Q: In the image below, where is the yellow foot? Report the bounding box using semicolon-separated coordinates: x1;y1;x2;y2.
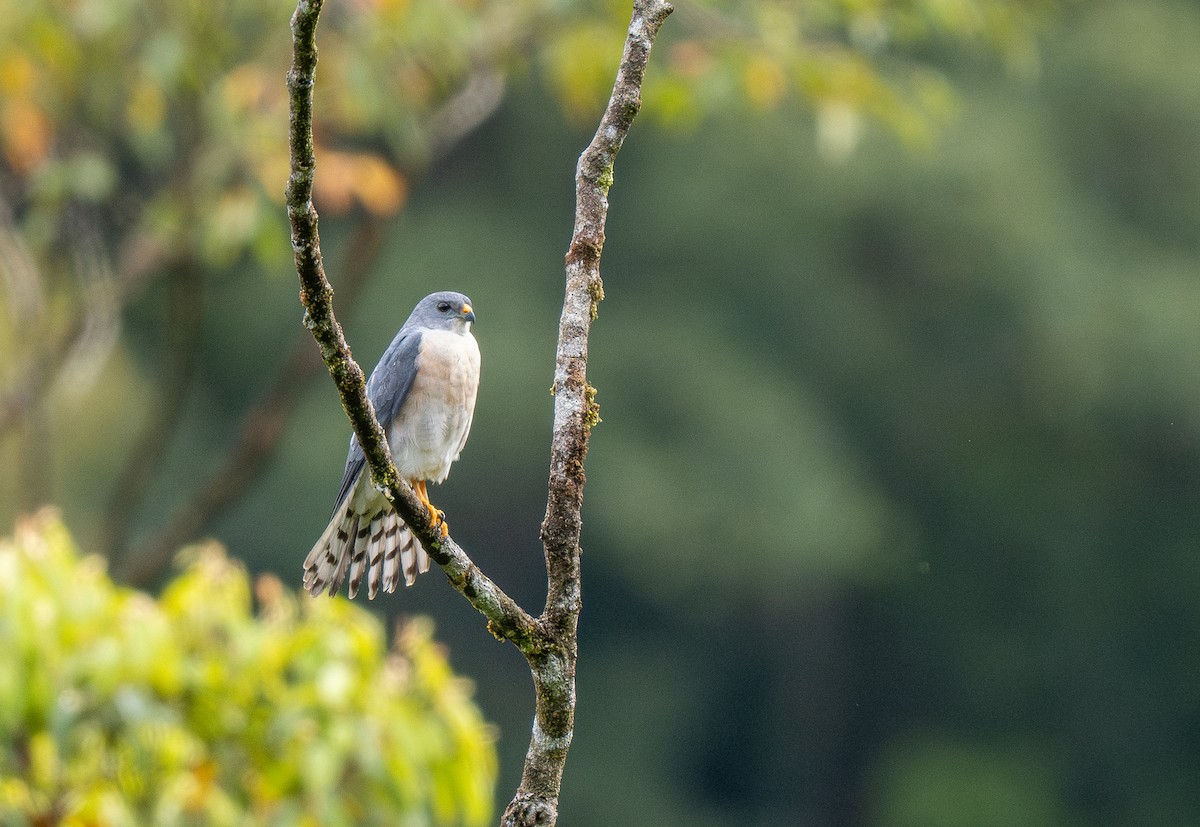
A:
413;480;450;537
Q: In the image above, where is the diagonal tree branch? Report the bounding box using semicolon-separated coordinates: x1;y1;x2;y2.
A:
286;0;670;824
116;215;385;588
286;0;539;651
117;52;509;586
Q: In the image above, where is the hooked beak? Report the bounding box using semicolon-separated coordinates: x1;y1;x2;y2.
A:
462;303;476;323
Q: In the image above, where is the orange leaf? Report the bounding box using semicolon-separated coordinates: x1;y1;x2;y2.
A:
2;99;53;172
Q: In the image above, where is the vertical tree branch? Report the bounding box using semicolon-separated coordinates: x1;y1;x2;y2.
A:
503;3;671;825
286;1;670;825
543;0;672;630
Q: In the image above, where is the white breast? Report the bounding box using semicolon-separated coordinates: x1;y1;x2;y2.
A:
388;328;480;484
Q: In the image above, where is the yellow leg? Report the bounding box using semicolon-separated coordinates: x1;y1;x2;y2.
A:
412;480;448;537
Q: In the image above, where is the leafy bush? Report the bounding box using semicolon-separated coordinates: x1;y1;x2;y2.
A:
0;510;496;826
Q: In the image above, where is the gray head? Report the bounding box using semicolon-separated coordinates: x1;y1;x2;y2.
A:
406;291;476;333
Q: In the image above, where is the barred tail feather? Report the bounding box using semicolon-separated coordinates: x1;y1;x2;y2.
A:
411;536;429;585
306;503;431;599
378;523;399;598
350;515;383;599
303;508;358;597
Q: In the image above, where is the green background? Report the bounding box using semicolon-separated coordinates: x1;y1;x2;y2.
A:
6;0;1200;824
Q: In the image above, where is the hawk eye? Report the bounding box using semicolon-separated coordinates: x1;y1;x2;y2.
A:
436;301;452;313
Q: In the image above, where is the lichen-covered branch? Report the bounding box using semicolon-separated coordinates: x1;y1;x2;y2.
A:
118;216;385;589
542;0;673;630
285;0;536;649
286;0;670;824
505;2;672;825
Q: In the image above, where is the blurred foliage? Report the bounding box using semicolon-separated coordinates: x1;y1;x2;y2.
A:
187;1;1199;823
10;0;1200;826
632;0;1054;154
0;510;496;826
863;736;1068;827
0;0;1057;271
0;0;1060;559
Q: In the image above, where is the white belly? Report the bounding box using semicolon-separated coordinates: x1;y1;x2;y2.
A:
388;328;480;483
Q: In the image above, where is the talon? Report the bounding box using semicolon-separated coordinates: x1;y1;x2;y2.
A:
412;479;449;537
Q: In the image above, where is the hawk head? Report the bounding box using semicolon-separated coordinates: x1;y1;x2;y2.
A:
410;291;476;333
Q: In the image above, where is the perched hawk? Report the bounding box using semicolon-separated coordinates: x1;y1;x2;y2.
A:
303;291;480;599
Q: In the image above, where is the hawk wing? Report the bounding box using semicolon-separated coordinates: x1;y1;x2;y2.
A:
330;327;423;515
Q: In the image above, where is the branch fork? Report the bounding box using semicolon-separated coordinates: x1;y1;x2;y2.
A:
285;0;671;822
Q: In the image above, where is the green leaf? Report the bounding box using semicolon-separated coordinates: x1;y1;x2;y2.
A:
0;511;497;826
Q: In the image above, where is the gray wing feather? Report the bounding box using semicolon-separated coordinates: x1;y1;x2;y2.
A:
330;328;424;514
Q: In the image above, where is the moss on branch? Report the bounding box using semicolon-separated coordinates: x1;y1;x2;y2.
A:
286;1;671;824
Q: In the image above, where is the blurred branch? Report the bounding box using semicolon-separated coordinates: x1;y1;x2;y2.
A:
0;200;66;439
429;68;507;163
0;319;82;439
0;195;44;323
116;216;385;587
114;18;513;586
100;260;204;562
0;192;159;435
287;0;669;824
59;212;122;397
0;206;128;461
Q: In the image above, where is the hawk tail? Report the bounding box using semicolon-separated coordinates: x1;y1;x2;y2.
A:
303;506;431;599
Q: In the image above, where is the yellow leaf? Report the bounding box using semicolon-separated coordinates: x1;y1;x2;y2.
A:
0;52;36;96
351;153;407;215
312;148;356;214
744;54;788;110
126;78;166;135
